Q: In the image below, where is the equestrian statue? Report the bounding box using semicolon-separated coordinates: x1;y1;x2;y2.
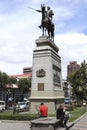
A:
36;4;54;41
28;4;55;41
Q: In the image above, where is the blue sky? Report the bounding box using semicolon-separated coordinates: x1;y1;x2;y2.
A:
0;0;87;79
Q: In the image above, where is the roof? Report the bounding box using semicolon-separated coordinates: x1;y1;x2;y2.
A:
10;73;32;78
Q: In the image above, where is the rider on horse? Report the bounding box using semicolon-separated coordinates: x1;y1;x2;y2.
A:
46;6;54;24
36;5;54;40
36;4;46;29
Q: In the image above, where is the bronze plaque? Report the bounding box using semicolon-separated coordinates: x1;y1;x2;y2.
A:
38;83;44;91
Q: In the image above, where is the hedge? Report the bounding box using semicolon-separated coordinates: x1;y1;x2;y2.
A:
0;113;38;120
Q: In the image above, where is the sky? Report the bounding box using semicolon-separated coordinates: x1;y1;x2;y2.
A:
0;0;87;79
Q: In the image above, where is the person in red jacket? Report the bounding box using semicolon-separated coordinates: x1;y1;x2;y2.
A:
39;102;48;117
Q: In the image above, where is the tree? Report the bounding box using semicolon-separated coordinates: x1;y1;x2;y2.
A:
67;60;87;101
17;78;31;94
0;71;9;89
7;76;17;84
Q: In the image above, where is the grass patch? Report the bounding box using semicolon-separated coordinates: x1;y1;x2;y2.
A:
69;107;87;122
0;107;87;122
0;112;38;121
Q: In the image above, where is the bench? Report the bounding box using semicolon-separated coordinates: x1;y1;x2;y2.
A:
30;117;61;130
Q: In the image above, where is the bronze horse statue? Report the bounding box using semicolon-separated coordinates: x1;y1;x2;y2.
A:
38;5;54;41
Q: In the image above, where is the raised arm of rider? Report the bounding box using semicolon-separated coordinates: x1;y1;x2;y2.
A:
36;10;42;12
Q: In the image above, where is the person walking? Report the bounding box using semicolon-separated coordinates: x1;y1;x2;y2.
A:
56;103;69;128
39;102;48;117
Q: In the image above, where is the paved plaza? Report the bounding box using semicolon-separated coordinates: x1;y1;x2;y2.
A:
0;120;30;130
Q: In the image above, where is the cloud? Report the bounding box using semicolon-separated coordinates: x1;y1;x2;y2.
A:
55;33;87;44
55;33;87;78
0;0;87;80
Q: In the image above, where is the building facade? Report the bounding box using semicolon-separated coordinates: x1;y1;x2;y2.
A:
67;61;80;77
23;67;32;74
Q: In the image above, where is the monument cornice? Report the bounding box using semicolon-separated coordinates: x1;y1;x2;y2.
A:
34;48;61;59
29;96;64;100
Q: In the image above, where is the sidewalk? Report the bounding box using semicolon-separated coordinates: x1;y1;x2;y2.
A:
69;113;87;130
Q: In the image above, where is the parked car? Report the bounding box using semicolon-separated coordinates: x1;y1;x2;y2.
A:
0;100;6;112
16;101;29;112
64;98;70;104
83;100;86;106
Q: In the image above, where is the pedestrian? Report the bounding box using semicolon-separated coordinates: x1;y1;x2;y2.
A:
39;102;48;117
56;103;69;128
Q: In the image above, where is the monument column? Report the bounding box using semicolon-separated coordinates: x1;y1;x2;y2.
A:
29;36;64;115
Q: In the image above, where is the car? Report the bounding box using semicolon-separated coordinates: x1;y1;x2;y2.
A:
0;100;6;112
64;98;70;104
83;100;86;106
16;101;29;112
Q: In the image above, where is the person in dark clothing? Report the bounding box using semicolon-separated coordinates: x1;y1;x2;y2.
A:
56;104;69;128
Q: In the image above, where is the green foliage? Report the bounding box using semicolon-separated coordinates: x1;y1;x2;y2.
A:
67;60;87;100
0;71;9;88
0;71;18;89
7;77;17;84
0;112;38;120
66;105;74;111
17;78;31;93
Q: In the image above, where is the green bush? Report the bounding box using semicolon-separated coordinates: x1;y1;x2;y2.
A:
0;113;38;120
66;105;74;111
76;102;82;107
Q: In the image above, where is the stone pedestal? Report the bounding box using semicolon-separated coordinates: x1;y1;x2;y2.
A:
29;36;64;115
31;117;60;130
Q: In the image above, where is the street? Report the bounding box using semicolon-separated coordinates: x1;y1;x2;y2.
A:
0;120;31;130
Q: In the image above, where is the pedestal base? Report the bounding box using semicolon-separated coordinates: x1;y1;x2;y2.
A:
31;117;61;130
29;97;64;115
